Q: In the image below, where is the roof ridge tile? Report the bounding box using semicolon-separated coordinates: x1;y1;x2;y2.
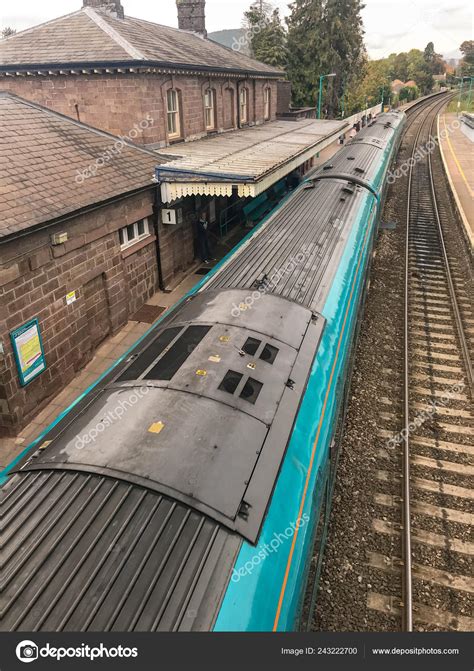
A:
84;7;146;61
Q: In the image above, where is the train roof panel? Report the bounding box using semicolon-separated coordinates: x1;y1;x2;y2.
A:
1;470;241;631
17;292;325;543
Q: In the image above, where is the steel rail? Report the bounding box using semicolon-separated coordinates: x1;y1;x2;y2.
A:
401;93;454;632
427;114;474;393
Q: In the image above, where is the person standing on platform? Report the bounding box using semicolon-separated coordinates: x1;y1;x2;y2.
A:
197;210;212;264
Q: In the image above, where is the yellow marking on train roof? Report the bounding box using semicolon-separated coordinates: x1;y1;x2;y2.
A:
148;422;165;434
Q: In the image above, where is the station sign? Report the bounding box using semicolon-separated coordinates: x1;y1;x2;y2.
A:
10;318;47;386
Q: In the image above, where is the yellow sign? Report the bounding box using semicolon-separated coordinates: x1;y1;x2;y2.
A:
148;422;165;434
66;291;77;305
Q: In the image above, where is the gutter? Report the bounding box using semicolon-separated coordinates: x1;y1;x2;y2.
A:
0;184;153;246
0;59;283;79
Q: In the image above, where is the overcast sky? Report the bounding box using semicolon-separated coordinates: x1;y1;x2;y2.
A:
1;0;471;59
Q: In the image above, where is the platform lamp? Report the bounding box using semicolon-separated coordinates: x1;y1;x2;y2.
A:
467;76;473;111
317;73;336;119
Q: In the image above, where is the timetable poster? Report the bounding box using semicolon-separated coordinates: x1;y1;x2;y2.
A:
10;318;47;386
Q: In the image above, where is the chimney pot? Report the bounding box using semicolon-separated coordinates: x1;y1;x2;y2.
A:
176;0;207;37
83;0;125;19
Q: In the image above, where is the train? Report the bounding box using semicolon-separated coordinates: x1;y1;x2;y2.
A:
0;110;406;632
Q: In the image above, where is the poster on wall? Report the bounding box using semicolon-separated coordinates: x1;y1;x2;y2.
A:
10;318;47;387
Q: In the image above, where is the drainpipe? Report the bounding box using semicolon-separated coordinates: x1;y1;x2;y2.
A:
236;79;246;128
152;185;166;292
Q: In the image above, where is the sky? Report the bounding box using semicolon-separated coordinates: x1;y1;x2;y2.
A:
1;0;471;60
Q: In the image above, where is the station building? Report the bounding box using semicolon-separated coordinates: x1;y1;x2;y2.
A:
0;0;375;436
0;92;163;436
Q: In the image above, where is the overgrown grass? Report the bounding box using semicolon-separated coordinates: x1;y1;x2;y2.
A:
446;92;474;113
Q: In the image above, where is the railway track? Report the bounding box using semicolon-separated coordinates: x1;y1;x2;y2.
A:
401;96;474;630
313;93;473;633
369;95;474;632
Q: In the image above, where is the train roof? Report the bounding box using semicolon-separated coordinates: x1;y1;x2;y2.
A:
207;112;405;314
0;111;404;632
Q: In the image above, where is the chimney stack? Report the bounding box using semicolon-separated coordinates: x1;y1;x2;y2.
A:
176;0;207;37
82;0;125;19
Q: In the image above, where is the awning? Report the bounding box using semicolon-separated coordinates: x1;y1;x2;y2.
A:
156;117;349;203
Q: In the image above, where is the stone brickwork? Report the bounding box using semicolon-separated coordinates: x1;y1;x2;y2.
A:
0;189;170;436
176;0;207;36
0;74;278;146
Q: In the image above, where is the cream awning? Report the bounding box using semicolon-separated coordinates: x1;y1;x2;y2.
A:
156;116;358;204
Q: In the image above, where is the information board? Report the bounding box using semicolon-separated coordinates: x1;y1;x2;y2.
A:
10;318;47;386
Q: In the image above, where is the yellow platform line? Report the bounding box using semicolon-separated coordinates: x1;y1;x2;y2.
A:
442;114;474;198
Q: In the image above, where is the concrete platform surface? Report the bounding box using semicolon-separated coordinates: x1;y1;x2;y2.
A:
438;112;474;251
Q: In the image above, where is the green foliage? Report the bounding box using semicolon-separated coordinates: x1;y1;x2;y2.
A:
243;2;288;69
341;42;444;117
1;27;16;38
423;41;444;75
286;0;325;107
459;40;474;76
398;85;419;102
286;0;366;113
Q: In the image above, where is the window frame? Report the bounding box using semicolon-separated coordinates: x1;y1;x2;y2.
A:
204;88;216;131
119;217;151;250
166;89;181;139
239;87;248;125
264;87;271;121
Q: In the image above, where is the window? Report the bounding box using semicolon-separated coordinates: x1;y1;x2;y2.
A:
166;89;181;139
119;217;150;250
264;87;271;120
204;88;216;130
239;87;248;124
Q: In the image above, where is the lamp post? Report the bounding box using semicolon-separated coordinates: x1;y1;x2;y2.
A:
317;73;336;119
467;76;473;111
458;76;464;114
341;79;346;119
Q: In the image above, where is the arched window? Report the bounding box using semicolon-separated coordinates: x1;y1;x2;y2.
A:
166;89;181;139
264;87;271;121
239;87;248;125
204;88;216;130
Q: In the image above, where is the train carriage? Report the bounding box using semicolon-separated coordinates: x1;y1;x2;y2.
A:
0;111;406;632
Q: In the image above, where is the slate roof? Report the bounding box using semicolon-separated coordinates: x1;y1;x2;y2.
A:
0;92;161;239
0;8;282;77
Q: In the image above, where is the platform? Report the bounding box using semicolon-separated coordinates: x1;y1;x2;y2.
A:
438;111;474;252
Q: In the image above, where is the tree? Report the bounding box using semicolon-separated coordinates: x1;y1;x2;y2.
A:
405;48;434;94
423;41;445;75
244;2;287;68
286;0;325;107
319;0;367;116
343;59;390;115
459;40;474;76
1;27;16;38
286;0;365;113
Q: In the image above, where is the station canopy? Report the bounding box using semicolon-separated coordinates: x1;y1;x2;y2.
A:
156;118;347;203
